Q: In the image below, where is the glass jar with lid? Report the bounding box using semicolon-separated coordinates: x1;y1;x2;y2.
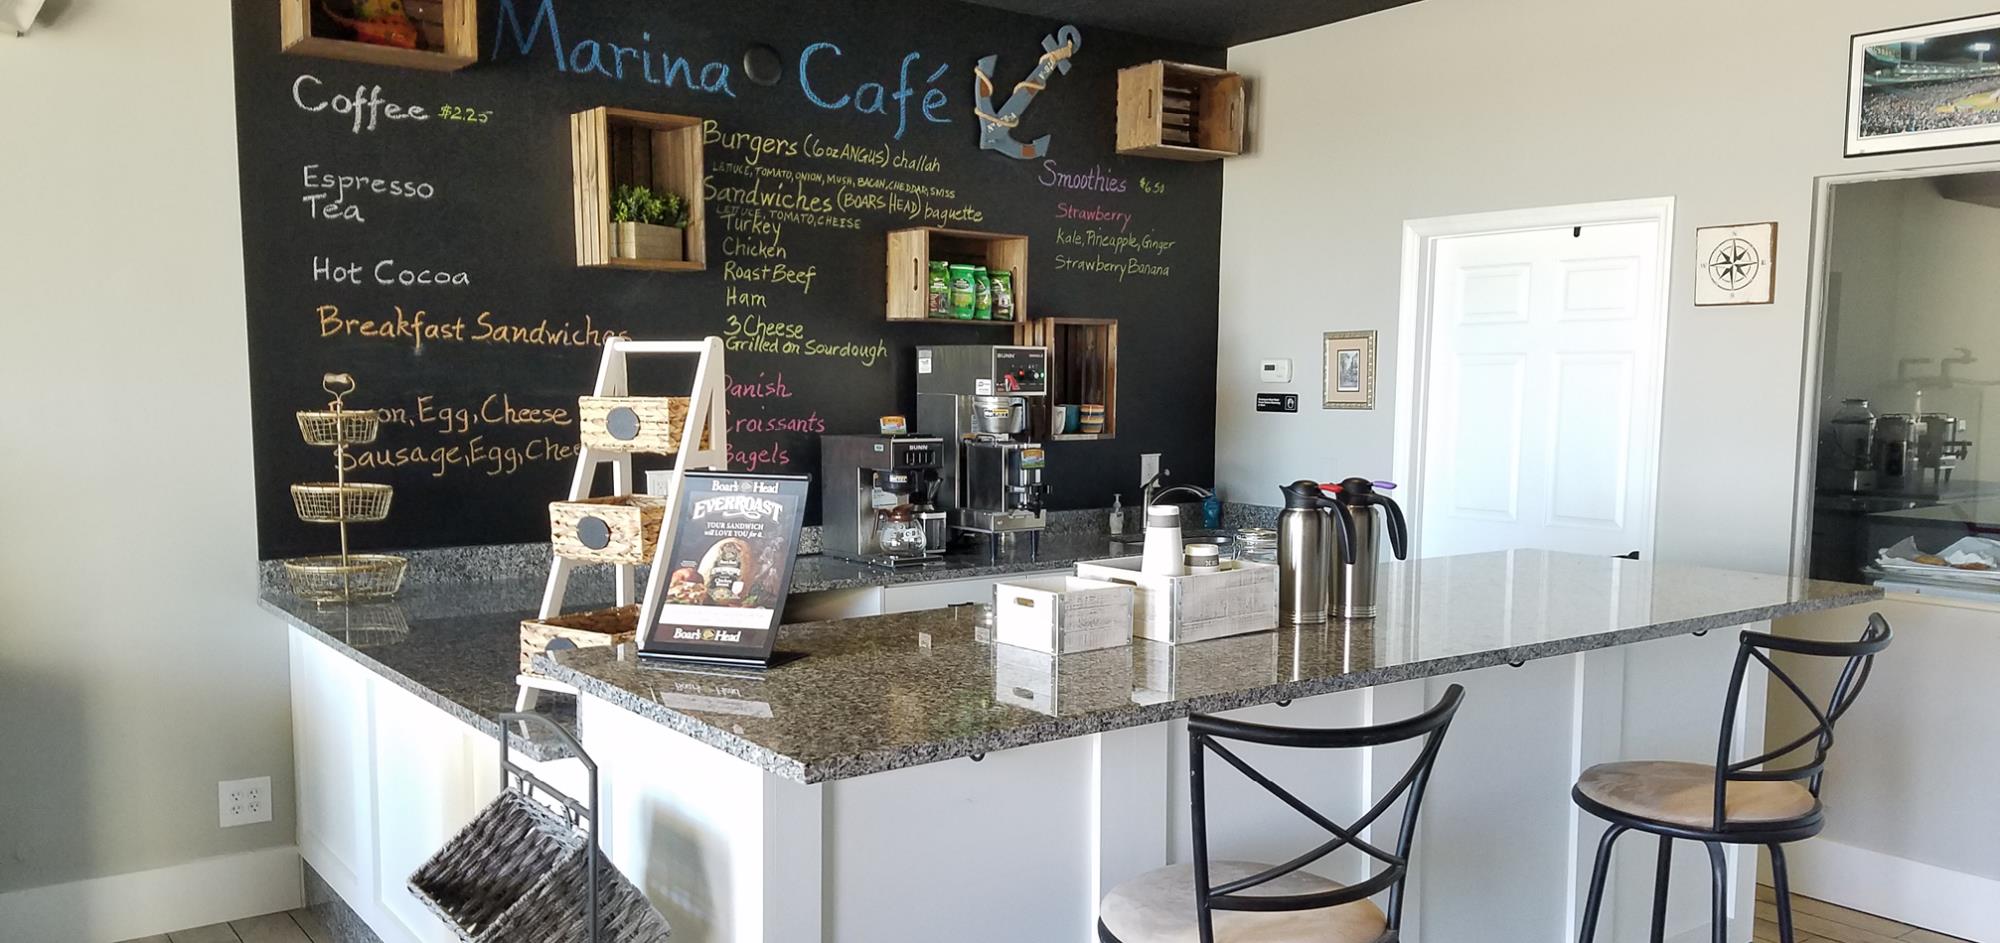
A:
1235;527;1279;564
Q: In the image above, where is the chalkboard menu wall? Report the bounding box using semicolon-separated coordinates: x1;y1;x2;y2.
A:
235;0;1224;558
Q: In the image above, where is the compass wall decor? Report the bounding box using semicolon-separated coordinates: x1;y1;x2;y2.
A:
1694;221;1776;306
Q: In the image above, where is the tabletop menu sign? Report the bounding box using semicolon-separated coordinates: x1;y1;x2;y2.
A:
642;472;810;667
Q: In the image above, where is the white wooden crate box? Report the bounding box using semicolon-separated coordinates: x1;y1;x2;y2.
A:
992;575;1134;654
1073;557;1278;644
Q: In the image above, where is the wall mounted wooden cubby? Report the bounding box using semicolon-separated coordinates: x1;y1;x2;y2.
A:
886;227;1028;323
281;0;478;72
1116;61;1244;161
571;107;707;272
1015;317;1117;441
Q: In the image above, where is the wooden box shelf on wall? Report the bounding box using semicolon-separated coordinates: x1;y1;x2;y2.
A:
886;227;1028;323
1116;61;1244;161
280;0;478;72
571;107;707;272
1016;317;1118;441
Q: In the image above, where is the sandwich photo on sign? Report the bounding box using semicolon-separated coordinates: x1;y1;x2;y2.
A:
642;472;809;666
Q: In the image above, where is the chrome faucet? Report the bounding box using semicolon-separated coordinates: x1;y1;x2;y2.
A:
1144;467;1213;510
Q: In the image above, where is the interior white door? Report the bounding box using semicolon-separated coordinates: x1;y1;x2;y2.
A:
1418;222;1663;558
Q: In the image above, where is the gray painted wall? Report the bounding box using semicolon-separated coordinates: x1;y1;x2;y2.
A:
1218;0;2000;575
0;0;295;893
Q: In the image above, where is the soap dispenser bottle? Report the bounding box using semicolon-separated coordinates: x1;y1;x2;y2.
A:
1109;493;1125;536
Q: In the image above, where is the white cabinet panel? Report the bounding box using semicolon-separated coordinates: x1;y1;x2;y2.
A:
371;682;488;943
291;631;375;898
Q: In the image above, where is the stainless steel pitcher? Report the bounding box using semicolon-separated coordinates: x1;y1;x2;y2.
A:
1277;480;1354;625
1330;478;1408;620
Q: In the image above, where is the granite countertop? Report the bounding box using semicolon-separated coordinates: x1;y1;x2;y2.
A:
260;579;592;761
260;529;1153;759
539;550;1883;784
790;529;1153;592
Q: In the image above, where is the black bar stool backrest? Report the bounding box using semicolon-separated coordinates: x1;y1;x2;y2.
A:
1710;612;1893;832
1186;683;1465;943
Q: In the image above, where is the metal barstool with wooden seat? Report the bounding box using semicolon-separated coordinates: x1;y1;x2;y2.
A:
1097;684;1465;943
1573;613;1892;943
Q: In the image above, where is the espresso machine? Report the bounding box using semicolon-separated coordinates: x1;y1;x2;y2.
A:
819;434;946;567
914;345;1050;544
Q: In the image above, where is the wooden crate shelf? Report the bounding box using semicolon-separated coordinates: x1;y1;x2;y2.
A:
1016;317;1117;440
281;0;477;72
1116;61;1244;161
886;227;1028;323
572;107;707;272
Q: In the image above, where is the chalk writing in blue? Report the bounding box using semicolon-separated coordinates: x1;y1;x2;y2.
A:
799;43;950;141
492;0;736;97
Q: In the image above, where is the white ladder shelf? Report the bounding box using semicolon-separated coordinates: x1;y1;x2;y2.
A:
517;336;728;710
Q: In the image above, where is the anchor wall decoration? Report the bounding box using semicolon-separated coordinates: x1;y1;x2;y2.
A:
974;25;1082;160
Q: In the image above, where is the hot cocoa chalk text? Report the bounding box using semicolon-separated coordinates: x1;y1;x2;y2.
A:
491;0;951;141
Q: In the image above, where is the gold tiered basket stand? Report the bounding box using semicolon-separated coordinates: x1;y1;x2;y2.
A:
283;373;407;601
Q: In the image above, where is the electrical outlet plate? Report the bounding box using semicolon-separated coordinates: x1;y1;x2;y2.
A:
1140;453;1161;488
219;776;272;828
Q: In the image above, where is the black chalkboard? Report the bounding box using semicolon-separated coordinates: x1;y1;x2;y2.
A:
235;0;1223;559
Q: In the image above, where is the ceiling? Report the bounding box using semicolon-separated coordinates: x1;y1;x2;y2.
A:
955;0;1421;48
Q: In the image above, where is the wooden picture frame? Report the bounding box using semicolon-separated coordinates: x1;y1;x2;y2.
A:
1322;331;1377;410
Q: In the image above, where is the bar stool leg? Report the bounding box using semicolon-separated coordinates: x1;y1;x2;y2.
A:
1704;842;1728;943
1649;836;1673;943
1767;844;1796;943
1577;824;1627;943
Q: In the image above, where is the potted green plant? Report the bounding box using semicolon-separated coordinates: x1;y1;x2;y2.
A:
610;184;689;262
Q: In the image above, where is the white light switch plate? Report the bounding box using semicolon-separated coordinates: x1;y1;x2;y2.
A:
1260;359;1294;383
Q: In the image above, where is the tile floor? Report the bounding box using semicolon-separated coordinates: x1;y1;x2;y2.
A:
117;909;333;943
125;889;1974;943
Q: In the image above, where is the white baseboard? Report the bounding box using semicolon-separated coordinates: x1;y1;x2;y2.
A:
1786;838;2000;943
0;845;303;943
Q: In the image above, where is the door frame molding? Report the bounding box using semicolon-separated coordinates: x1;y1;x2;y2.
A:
1787;157;2000;578
1392;196;1675;559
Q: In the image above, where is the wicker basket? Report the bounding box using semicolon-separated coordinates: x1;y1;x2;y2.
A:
293;482;395;523
408;789;671;943
283;554;408;601
520;605;639;676
550;496;667;565
578;396;708;454
296;409;382;446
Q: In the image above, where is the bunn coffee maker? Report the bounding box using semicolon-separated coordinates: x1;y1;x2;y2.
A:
819;434;946;567
914;345;1050;546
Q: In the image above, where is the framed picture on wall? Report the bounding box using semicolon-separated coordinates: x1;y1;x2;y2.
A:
1847;13;2000;157
1694;222;1777;306
1322;331;1377;410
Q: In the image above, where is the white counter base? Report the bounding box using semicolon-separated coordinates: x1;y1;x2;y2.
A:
577;627;1768;943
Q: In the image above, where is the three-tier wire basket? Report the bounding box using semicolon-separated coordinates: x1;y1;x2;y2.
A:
282;373;407;601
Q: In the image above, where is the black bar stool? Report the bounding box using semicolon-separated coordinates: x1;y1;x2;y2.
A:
1573;613;1892;943
1097;684;1465;943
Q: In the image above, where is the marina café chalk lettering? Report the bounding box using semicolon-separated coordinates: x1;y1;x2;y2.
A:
489;0;952;141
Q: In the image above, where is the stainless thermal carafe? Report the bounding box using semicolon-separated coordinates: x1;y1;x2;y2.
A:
1278;480;1354;625
1330;478;1408;619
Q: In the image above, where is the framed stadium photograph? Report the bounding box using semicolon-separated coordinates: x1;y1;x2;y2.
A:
1848;13;2000;157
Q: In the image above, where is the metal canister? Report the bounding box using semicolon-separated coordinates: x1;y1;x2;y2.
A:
1277;481;1353;625
1329;478;1408;620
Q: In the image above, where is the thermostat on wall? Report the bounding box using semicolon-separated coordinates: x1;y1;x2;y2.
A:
1260;359;1294;383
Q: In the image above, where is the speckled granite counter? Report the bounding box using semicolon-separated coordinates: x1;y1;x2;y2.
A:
260;529;1148;759
540;550;1882;783
260;579;592;760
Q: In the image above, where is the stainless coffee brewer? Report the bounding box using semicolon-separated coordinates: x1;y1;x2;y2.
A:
1330;478;1408;619
819;434;946;567
915;345;1051;544
1277;480;1356;625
